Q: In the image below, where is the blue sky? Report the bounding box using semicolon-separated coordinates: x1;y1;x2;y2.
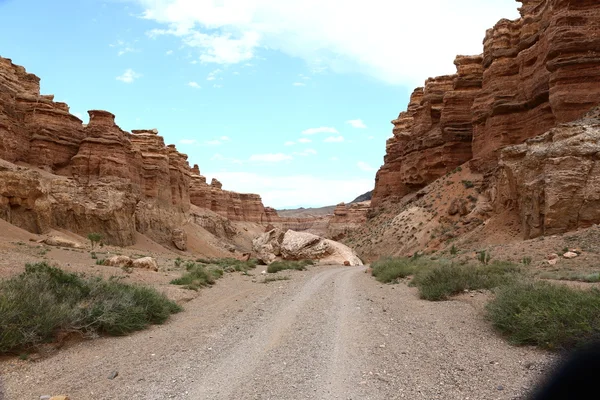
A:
0;0;519;208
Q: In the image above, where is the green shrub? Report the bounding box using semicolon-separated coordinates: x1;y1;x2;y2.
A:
170;263;220;291
372;257;420;283
87;233;103;250
450;245;458;256
267;260;314;273
486;281;600;350
522;256;532;266
462;180;474;189
414;261;520;301
211;258;258;272
477;250;491;265
0;262;180;353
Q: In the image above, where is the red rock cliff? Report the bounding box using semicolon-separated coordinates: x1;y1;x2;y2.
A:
0;57;275;246
372;0;600;207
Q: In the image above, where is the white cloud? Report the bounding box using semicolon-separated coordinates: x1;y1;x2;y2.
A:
284;141;296;146
207;68;222;81
302;127;338;135
297;138;312;143
116;69;142;83
188;81;201;88
166;49;173;55
205;136;231;145
202;171;373;208
111;40;138;56
367;135;374;140
135;0;519;85
292;82;305;87
179;139;197;144
293;148;317;157
330;156;339;161
212;153;243;164
357;161;376;171
324;135;344;143
249;153;293;162
347;119;367;129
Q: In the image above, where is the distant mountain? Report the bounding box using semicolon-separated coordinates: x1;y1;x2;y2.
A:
350;190;373;203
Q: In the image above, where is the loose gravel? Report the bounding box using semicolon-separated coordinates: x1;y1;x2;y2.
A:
0;266;553;399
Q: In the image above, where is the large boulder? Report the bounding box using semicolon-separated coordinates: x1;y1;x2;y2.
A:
252;228;285;264
172;228;187;251
132;257;159;271
252;228;362;266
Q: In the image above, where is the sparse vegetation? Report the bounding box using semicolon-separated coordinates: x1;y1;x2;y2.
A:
170;262;222;291
486;281;600;349
450;245;458;256
521;256;532;266
413;261;520;301
477;250;491;265
461;180;474;189
371;257;434;283
537;270;600;283
87;233;103;250
0;262;181;354
91;252;97;260
263;276;291;284
267;260;314;273
210;258;258;272
174;257;183;268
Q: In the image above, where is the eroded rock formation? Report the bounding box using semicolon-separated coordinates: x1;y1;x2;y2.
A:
0;56;276;247
372;55;482;207
497;106;600;239
372;0;600;207
252;228;363;266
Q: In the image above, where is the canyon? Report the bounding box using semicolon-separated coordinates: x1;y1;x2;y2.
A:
0;0;599;262
0;56;367;253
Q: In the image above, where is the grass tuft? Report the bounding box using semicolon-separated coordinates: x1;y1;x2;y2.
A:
486;281;600;350
370;257;435;283
414;261;520;301
263;276;291;284
0;262;181;353
267;260;314;273
170;262;220;291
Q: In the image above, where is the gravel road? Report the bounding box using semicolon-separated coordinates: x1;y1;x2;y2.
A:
0;266;552;399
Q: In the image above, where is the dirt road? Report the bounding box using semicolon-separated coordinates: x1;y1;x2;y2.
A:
1;266;551;399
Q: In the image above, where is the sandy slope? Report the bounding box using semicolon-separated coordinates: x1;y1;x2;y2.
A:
0;266;552;400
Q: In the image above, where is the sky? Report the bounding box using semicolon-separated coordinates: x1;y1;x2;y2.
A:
0;0;520;208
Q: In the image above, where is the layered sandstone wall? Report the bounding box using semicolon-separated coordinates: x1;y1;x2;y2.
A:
372;0;600;207
497;106;600;239
0;56;275;246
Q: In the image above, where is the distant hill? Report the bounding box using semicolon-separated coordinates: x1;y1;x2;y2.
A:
276;205;337;218
276;190;373;218
350;190;373;203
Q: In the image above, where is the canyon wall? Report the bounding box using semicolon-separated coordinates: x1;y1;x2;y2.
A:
0;56;275;247
372;0;600;208
497;106;600;239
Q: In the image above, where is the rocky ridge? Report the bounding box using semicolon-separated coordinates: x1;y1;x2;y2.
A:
372;0;600;208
